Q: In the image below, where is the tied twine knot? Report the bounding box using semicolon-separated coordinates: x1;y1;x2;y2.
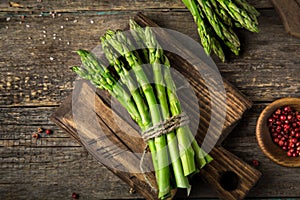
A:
139;112;190;192
141;112;190;142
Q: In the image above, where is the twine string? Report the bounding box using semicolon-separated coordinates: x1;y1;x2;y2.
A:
141;112;190;142
139;112;190;192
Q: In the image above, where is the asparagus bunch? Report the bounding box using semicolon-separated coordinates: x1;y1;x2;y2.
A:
72;21;213;199
182;0;259;61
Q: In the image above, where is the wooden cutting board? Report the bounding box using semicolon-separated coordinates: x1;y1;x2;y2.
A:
51;13;261;200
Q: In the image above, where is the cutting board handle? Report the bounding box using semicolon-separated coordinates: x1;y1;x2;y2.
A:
200;147;261;200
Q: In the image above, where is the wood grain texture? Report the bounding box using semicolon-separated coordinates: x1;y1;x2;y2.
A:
0;10;299;108
0;0;272;13
270;0;300;38
1;1;300;199
0;146;135;200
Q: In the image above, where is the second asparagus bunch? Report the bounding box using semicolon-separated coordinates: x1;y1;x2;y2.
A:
182;0;259;61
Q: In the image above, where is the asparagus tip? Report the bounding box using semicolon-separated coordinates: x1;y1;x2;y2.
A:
106;29;115;37
76;49;89;57
129;18;139;29
100;35;106;42
70;66;80;72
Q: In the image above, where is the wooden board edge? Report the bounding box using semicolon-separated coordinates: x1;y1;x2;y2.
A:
201;147;262;200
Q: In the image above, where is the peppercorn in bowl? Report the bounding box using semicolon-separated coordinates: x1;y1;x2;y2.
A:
256;98;300;167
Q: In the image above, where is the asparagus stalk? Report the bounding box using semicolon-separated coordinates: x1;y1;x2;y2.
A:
130;20;199;176
196;0;240;55
182;0;225;61
142;25;191;189
146;27;198;176
182;0;211;55
72;50;141;125
210;0;233;27
197;4;225;58
100;33;159;179
217;0;259;32
130;20;213;171
101;34;150;129
160;54;213;169
233;0;259;26
106;30;171;199
143;26;213;168
129;21;150;63
233;0;260;17
211;37;226;61
181;0;260;60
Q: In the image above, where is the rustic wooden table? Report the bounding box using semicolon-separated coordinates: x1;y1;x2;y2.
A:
1;0;300;199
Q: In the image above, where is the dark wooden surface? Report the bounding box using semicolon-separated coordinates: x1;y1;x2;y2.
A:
0;0;300;199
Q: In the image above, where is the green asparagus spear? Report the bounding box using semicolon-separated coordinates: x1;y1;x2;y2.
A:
196;0;240;55
129;20;213;170
217;0;259;32
233;0;260;17
72;50;142;125
144;25;192;189
106;29;171;199
129;20;150;63
101;33;160;179
210;0;233;27
182;0;212;55
182;0;227;61
233;0;259;26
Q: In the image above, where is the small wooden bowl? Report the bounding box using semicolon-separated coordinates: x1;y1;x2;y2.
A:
256;97;300;167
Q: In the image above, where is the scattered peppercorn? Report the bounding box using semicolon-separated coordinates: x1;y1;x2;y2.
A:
72;192;79;199
45;129;52;135
252;159;260;167
268;105;300;157
32;133;39;139
37;127;44;133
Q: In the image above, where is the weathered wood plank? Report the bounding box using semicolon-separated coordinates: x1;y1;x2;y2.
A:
0;0;272;13
0;9;299;107
1;104;300;199
0;146;138;200
1;107;60;126
0;107;82;148
0;106;72;139
0;13;130;106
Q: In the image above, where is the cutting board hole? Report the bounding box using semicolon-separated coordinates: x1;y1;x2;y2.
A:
220;171;239;191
